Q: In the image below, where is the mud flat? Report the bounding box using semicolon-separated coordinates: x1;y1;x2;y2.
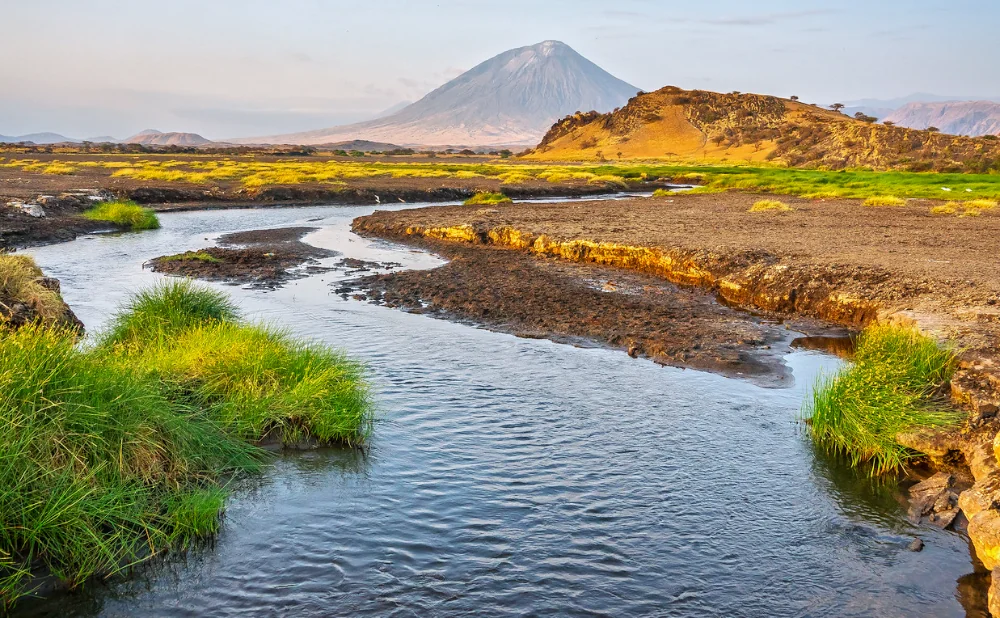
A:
336;238;847;386
148;227;335;288
352;190;1000;612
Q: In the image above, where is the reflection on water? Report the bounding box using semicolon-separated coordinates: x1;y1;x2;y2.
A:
791;334;857;359
15;202;984;617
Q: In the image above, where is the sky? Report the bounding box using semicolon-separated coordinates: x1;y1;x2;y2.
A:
2;0;998;139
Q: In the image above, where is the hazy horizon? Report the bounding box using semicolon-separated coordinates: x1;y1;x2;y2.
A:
3;0;998;140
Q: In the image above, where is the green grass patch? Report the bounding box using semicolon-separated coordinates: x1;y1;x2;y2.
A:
0;280;371;606
83;200;160;231
748;199;793;212
158;251;222;264
805;325;958;475
464;192;512;206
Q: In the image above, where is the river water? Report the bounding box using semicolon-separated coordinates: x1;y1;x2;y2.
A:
18;202;986;617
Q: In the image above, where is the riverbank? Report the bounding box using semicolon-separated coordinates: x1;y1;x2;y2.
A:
350;190;1000;611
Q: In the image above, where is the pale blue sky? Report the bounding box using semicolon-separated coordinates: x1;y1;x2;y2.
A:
2;0;997;139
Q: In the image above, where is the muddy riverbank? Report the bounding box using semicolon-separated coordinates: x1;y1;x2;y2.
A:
336;235;848;385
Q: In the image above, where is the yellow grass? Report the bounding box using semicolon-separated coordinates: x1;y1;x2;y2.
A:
864;196;907;207
748;199;794;212
0;254;65;324
930;200;997;217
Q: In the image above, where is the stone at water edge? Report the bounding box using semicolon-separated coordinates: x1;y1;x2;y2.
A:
970;509;1000;571
908;472;961;528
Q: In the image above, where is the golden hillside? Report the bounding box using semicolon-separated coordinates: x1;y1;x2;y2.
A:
523;86;1000;172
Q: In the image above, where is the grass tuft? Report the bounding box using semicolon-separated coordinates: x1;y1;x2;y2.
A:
158;251;223;264
930;199;997;217
748;199;794;212
84;200;160;231
864;195;907;207
0;281;371;607
805;325;958;475
100;279;239;346
0;253;66;325
464;192;512;206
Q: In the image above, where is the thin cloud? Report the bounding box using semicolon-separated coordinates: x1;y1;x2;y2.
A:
703;9;837;26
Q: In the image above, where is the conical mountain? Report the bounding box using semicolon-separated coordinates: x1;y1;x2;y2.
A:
239;41;638;147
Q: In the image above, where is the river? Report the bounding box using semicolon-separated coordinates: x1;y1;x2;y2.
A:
17;201;986;617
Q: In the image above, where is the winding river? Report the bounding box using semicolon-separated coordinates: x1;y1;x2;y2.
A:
16;201;986;617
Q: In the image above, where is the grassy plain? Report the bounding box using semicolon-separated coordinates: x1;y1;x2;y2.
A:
3;153;1000;202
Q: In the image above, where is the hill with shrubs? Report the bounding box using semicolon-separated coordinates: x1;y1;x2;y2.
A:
524;86;1000;172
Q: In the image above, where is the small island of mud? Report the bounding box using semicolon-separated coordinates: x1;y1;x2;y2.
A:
149;226;335;288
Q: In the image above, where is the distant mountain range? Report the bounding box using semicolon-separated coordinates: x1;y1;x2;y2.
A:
0;132;81;144
233;40;639;147
883;101;1000;136
843;93;1000;136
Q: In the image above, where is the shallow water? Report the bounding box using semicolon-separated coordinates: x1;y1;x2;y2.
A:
18;201;986;617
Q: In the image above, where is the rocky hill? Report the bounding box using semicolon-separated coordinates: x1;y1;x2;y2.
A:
238;41;638;148
884;101;1000;137
524;86;1000;172
123;130;213;147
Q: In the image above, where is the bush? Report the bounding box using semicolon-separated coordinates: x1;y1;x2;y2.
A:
83;200;160;230
863;195;906;207
748;199;794;212
805;325;957;474
464;192;512;206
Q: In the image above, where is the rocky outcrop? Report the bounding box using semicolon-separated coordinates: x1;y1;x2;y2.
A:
0;274;82;333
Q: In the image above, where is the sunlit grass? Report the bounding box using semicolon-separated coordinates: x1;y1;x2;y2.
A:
805;325;958;475
930;199;997;217
748;199;794;212
158;251;222;263
4;156;1000;200
83;200;160;231
464;192;512;206
0;254;65;325
863;196;907;207
0;281;372;606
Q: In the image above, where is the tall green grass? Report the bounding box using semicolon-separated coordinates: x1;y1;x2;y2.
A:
0;280;371;607
805;325;958;475
83;200;160;231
